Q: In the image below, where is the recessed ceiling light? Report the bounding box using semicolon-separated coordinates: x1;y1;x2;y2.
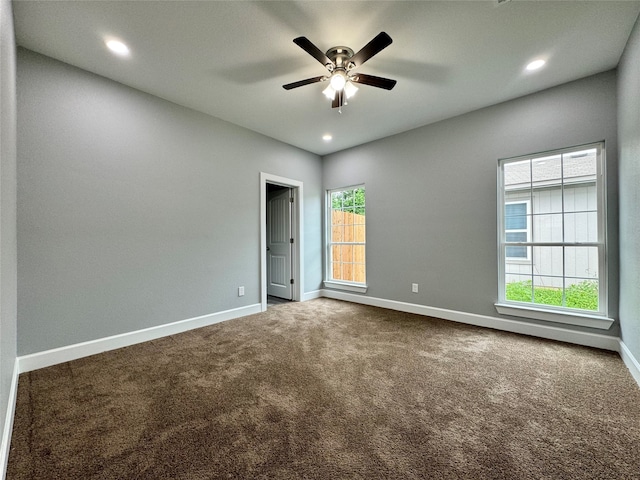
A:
105;39;130;57
322;134;333;141
526;59;546;71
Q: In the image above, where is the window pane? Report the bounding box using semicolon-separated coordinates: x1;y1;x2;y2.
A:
331;191;343;210
331;245;341;262
331;210;344;226
354;264;366;283
506;242;527;258
343;223;354;242
354;224;366;242
531;213;562;242
342;264;354;282
564;212;598;243
531;156;562;214
565;246;598;280
563;183;597;213
505;201;529;259
505;255;532;276
331;225;343;243
532;246;563;278
505;215;527;230
532;276;563;306
565;278;598;311
505;203;527;229
505;275;533;303
506;232;527;242
562;149;597;181
343;207;354;221
504;159;531;189
340;245;353;264
506;247;527;258
532;155;562;182
332;262;342;280
533;188;562;216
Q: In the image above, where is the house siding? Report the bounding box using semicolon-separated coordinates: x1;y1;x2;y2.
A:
505;183;598;289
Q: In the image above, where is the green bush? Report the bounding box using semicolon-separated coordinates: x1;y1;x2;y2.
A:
505;280;532;302
506;280;598;311
565;280;599;311
533;286;562;306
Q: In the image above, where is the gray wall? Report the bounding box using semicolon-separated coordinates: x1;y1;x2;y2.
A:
17;48;323;355
0;0;18;453
618;17;640;359
323;71;619;335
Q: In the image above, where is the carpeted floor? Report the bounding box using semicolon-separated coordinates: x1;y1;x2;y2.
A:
7;299;640;479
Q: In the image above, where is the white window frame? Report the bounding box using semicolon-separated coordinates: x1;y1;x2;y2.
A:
495;142;613;330
324;185;368;293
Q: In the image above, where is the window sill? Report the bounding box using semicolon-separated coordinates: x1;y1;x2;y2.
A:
323;281;368;294
494;303;614;330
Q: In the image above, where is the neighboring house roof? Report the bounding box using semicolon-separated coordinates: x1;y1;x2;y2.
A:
505;149;597;189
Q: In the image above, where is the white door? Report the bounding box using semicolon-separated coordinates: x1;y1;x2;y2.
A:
266;187;293;299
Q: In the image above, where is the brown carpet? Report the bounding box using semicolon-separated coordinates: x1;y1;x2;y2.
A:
7;299;640;479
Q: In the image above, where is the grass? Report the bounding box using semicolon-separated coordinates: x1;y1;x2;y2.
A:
506;279;598;311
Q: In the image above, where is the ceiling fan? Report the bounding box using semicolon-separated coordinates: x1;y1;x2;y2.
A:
283;32;397;110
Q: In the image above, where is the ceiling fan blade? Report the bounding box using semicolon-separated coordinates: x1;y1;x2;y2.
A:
349;32;393;68
351;73;397;90
293;37;333;68
282;76;325;90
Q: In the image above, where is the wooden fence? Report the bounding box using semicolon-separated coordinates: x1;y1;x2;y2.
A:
331;210;366;283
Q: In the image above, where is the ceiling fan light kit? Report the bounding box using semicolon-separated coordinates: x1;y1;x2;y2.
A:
283;32;397;112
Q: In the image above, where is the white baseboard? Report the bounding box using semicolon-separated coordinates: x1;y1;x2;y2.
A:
619;340;640;388
303;290;323;301
18;304;262;373
0;360;19;480
12;291;634;377
321;290;620;352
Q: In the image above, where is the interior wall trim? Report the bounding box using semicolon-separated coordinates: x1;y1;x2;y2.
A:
320;289;621;352
0;360;19;480
302;290;323;301
619;340;640;388
17;303;262;374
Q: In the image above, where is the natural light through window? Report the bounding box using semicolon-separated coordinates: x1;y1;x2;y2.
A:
496;143;612;329
325;186;366;292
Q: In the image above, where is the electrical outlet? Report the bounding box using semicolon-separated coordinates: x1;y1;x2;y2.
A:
238;286;245;297
412;283;419;293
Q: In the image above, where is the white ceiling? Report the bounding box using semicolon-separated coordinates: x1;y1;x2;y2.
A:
12;1;640;156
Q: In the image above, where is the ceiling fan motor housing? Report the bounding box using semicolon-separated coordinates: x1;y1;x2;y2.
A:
325;46;355;71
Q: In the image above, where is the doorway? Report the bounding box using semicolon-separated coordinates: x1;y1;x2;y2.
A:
266;184;293;302
260;173;304;312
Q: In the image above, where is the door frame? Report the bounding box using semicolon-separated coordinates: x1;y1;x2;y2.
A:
260;172;304;311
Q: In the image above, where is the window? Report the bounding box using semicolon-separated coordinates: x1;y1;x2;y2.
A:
505;201;530;259
496;142;613;329
325;185;367;292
